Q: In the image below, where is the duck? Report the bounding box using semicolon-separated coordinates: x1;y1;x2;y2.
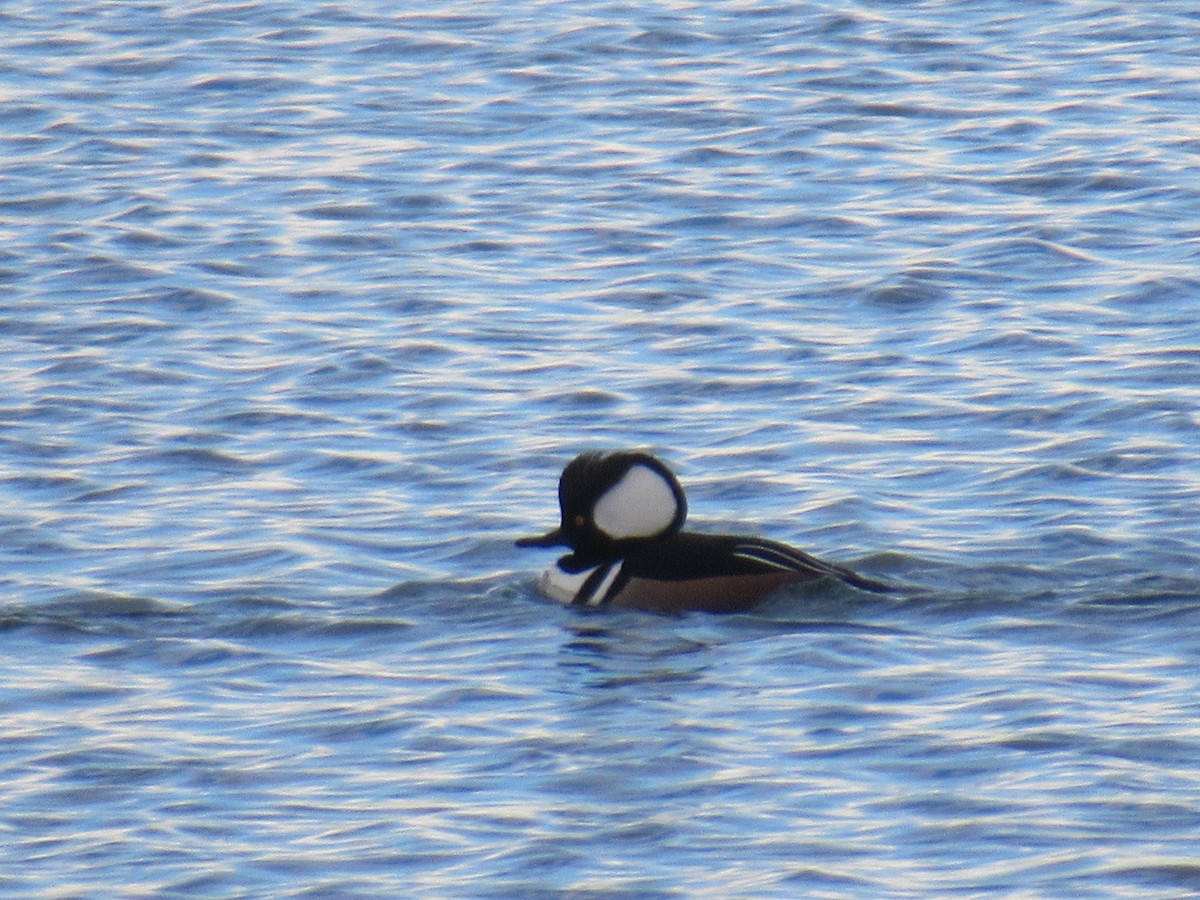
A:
517;450;889;613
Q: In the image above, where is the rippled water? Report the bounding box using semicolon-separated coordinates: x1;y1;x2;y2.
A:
3;1;1199;896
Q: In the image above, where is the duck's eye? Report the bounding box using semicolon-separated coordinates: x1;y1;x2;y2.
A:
574;515;586;528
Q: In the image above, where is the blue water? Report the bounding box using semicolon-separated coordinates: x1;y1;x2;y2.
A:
3;1;1199;895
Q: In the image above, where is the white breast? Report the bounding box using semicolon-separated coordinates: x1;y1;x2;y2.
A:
538;561;623;606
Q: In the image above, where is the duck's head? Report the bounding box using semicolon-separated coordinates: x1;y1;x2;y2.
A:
517;450;687;572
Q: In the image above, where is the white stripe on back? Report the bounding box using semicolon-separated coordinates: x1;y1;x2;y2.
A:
731;538;845;578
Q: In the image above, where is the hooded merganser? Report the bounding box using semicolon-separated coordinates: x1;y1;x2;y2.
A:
517;450;889;613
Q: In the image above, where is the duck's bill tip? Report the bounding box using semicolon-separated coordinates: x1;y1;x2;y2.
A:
515;528;565;549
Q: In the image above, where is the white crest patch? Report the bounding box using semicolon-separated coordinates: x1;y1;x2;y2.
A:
592;464;679;540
